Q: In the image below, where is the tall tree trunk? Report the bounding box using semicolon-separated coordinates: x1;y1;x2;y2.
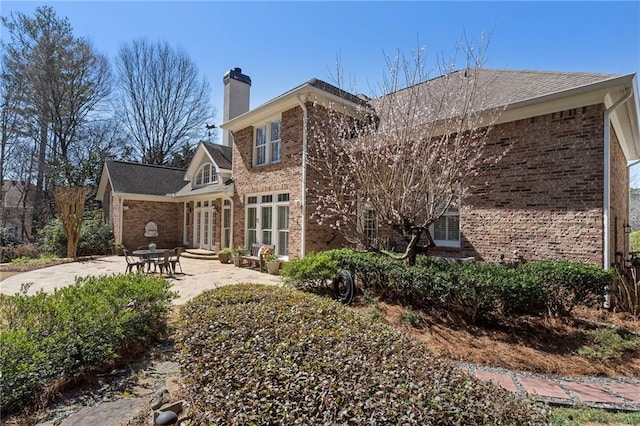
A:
31;120;48;237
54;186;87;259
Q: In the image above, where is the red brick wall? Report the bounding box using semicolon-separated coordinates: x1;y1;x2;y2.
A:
121;200;184;250
230;101;628;266
462;105;606;265
231;105;305;256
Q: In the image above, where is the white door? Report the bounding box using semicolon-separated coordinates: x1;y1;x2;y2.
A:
194;201;216;250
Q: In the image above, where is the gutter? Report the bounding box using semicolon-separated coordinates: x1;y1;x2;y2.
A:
297;94;308;257
604;89;632;271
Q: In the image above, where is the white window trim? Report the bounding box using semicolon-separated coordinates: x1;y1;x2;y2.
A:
254;119;281;167
245;192;290;259
430;208;460;248
194;162;218;187
357;196;377;247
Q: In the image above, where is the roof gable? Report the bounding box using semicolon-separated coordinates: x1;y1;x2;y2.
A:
185;142;232;181
203;142;232;170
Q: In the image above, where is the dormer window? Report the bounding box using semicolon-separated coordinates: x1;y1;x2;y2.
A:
195;163;218;186
255;119;281;166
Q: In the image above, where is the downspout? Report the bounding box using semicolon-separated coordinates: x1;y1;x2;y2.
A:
627;159;640;254
297;94;308;257
627;160;640;233
604;90;632;271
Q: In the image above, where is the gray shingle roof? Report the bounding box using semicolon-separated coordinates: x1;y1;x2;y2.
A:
203;142;232;170
308;78;370;107
453;68;618;109
105;161;186;195
367;68;621;125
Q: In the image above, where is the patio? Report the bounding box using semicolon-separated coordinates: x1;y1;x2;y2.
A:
0;255;282;305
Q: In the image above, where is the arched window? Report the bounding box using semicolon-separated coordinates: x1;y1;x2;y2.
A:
195;163;218;186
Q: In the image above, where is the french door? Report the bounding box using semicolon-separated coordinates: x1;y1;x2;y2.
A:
194;200;216;250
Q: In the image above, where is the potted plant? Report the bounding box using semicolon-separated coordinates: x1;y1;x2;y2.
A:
149;242;157;252
113;242;125;256
231;246;248;267
218;247;232;264
265;253;280;275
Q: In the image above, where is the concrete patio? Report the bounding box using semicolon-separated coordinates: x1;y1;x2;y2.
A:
0;255;282;305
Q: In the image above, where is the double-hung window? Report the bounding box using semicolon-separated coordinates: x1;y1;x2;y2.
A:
432;208;460;247
357;196;377;247
246;193;290;257
255;120;281;166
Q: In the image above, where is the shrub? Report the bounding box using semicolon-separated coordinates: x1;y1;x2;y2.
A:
77;211;114;256
177;284;548;425
453;262;504;322
0;227;18;246
0;274;176;415
281;251;339;293
520;261;614;316
40;211;113;257
576;327;640;363
285;249;612;319
1;243;41;263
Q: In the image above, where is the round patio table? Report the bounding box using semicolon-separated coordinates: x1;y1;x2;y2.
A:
132;249;171;273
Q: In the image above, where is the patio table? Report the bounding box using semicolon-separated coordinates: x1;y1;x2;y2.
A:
132;249;171;273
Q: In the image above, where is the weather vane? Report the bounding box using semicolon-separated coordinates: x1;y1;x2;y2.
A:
205;124;216;142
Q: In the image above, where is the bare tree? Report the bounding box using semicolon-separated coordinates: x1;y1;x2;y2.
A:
115;39;213;165
307;38;505;265
1;6;112;234
0;57;25;229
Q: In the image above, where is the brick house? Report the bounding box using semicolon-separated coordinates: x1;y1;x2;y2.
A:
1;180;35;242
97;67;640;269
96;142;233;251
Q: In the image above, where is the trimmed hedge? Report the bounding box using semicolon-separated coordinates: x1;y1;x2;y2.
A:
0;274;176;415
177;284;548;425
282;250;614;320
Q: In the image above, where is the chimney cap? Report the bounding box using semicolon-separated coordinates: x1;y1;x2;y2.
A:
224;67;251;86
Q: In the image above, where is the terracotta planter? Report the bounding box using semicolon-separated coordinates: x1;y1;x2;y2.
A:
218;252;231;264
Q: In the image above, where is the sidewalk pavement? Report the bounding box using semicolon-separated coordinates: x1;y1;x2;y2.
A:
463;363;640;411
0;255;282;304
2;257;639;418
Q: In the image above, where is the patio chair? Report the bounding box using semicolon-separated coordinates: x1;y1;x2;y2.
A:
157;249;174;276
169;247;184;274
123;249;145;273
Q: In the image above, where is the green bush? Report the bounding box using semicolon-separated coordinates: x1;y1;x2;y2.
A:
520;261;613;316
39;211;113;257
177;284;548;425
0;274;176;415
285;249;612;320
0;227;18;246
281;251;339;293
576;327;640;363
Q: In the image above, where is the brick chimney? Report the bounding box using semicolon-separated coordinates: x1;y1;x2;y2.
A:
223;67;251;147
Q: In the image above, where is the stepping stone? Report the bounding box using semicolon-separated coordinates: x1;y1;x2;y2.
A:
563;382;625;404
474;371;518;392
518;377;571;400
605;383;640;404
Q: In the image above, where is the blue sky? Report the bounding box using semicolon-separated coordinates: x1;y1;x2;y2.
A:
2;1;639;116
